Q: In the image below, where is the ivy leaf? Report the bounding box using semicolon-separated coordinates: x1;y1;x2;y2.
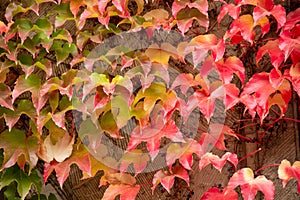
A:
68;0;85;17
78;118;103;151
199;152;238;172
225;14;255;43
54;3;74;27
201;56;244;84
50;40;78;64
119;149;149;174
101;172;140;200
218;3;241;23
166;139;202;170
228;168;275;200
0;129;39;172
176;8;209;34
0;100;36;131
39;121;74;163
0;83;13;110
127;105;184;160
0;165;42;200
279;30;300;61
189;34;225;64
172;0;208;19
40;69;78;101
5;2;39;23
181;80;224;122
43;144;91;187
2;182;21;200
152;166;189;193
97;111;119;138
112;0;130;18
12;74;48;114
200;187;238;200
132;82;177;122
145;43;178;66
102;184;140;200
284;7;300;31
253;1;286;31
241;72;291;120
171;73;202;94
256;40;284;70
256;16;270;36
0;21;7;35
278;159;300;193
200;124;238;151
143;9;171;30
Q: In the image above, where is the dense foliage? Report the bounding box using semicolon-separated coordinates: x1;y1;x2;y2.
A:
0;0;300;199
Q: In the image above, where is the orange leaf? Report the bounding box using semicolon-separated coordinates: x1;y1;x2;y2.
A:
278;159;300;193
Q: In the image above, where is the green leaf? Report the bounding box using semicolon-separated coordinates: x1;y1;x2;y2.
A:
1;100;36;131
17;53;33;66
100;111;120;138
78;118;102;151
53;3;74;27
0;165;42;200
35;18;52;30
0;129;39;171
111;94;131;128
50;41;78;64
12;74;47;114
3;181;21;200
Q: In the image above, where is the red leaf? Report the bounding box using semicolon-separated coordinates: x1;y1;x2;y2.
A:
199;152;238;172
284;7;300;31
100;173;140;200
119;149;149;174
43;144;91;187
255;17;270;36
190;34;225;63
278;159;300;193
176;18;194;35
127;111;184;160
98;0;108;15
171;73;202;94
166;139;202;170
228;168;275;200
285;64;300;96
223;84;240;110
172;0;208;18
279;30;300;61
181;81;224;122
241;72;291;120
225;14;255;43
112;0;130;18
102;184;140;200
253;3;286;31
200;187;238;200
256;40;284;70
0;21;7;35
69;0;85;16
216;56;245;84
152;166;189;193
218;3;241;23
199;124;238;151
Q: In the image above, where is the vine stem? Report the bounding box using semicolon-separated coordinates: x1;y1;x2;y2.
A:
238;148;262;163
255;164;280;174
